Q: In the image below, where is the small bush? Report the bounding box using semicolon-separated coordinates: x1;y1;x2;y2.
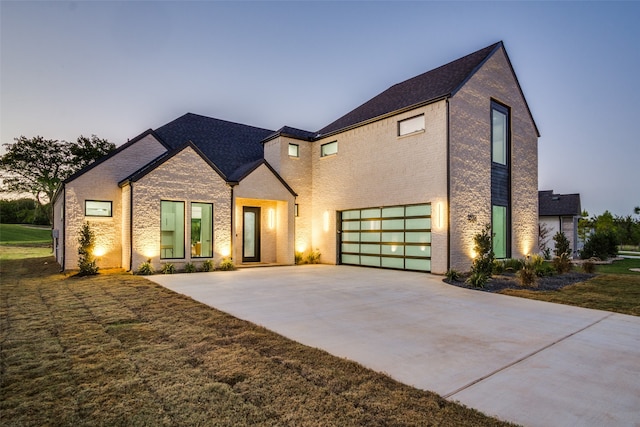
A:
305;249;321;264
77;222;99;276
470;224;494;278
582;261;596;274
517;262;537;287
541;247;552;260
553;253;573;274
466;271;489;288
184;262;196;273
295;251;304;265
200;259;214;272
218;257;235;271
445;269;460;282
161;263;175;274
502;258;524;273
492;260;504;275
580;230;618;260
553;231;572;257
137;259;154;275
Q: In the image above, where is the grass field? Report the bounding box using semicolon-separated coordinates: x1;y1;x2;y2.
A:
0;255;513;426
0;223;51;245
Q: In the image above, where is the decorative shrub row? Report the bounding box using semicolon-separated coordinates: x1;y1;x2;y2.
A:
136;258;231;275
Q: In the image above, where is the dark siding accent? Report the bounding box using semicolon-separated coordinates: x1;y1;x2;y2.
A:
491;164;510;206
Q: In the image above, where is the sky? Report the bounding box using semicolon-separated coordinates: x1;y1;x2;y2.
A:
1;1;639;217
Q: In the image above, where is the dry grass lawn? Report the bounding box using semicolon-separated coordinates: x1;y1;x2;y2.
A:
0;256;514;426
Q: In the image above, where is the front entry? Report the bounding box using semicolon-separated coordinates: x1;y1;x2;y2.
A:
242;206;261;262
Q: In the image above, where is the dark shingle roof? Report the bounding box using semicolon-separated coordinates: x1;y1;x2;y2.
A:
539;190;582;216
318;42;503;136
154;113;274;178
262;126;317;143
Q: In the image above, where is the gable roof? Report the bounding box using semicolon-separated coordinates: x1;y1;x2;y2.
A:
539;190;582;216
227;158;297;197
154;113;274;178
318;42;503;136
262;126;317;143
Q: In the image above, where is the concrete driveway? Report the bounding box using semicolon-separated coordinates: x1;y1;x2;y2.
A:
149;265;640;427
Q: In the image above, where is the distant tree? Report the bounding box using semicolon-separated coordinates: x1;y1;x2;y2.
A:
0;135;115;225
594;210;616;235
635;206;640;216
577;210;592;244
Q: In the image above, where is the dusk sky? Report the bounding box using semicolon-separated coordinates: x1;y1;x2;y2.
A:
1;1;638;217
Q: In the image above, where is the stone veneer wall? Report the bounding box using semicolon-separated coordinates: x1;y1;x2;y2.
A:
59;134;167;270
131;147;231;271
448;47;538;271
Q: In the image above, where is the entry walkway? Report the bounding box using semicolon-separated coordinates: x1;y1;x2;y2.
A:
150;265;640;427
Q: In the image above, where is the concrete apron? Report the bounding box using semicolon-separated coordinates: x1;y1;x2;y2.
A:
149;265;640;427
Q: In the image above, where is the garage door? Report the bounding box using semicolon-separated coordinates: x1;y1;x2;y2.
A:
339;203;431;272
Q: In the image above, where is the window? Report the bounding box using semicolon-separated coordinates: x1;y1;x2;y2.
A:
492;103;509;165
492;205;507;259
288;143;299;157
321;141;338;157
160;201;185;259
398;114;425;136
191;203;213;258
85;200;112;217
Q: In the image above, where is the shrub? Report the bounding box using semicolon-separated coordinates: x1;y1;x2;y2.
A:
77;222;99;276
580;230;618;260
553;231;572;257
492;260;504;275
161;263;175;274
184;262;196;273
137;259;154;275
582;260;596;274
200;259;214;272
445;269;460;282
471;224;494;277
218;257;235;271
466;271;489;288
516;261;537;287
295;251;304;265
305;249;321;264
501;258;524;273
553;253;573;274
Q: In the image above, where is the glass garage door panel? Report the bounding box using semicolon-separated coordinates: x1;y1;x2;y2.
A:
340;203;431;272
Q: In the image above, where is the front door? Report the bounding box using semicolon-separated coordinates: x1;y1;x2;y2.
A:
242;207;261;263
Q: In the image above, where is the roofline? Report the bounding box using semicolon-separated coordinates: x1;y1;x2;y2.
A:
233;159;297;197
118;140;227;187
261;131;315;144
316;95;450;140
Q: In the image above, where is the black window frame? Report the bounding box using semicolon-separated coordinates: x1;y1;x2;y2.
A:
84;200;113;217
160;200;186;260
320;141;338;157
288;143;300;158
190;201;214;259
397;114;425;137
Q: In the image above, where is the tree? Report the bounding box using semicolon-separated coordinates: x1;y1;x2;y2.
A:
1;135;115;224
635;206;640;216
77;222;99;276
553;231;571;257
577;210;592;245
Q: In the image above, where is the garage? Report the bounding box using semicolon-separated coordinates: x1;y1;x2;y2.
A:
339;203;431;272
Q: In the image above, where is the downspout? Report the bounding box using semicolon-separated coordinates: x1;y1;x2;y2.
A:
129;182;134;272
229;184;235;262
446;98;451;271
61;186;66;272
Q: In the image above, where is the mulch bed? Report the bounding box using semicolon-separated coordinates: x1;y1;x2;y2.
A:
445;272;595;293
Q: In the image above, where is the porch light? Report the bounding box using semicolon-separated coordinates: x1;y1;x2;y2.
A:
437;202;443;229
268;208;275;229
93;246;106;257
297;243;307;253
220;246;230;257
323;211;330;232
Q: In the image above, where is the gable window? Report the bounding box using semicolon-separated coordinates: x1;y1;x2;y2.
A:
85;200;112;217
288;143;299;157
492;103;509;165
398;114;425;136
161;201;185;259
191;203;213;258
321;141;338;157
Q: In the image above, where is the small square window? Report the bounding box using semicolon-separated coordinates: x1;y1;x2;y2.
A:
288;143;299;157
321;141;338;157
85;200;112;217
398;115;425;136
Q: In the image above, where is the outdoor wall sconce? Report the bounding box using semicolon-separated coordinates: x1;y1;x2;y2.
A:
323;211;330;232
268;208;275;229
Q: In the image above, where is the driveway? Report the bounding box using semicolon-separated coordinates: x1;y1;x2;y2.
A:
149;265;640;427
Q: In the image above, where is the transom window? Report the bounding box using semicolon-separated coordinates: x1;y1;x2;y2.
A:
85;200;112;217
288;143;299;157
320;141;338;157
398;114;425;136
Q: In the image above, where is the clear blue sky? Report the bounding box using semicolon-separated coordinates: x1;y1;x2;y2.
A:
1;1;638;217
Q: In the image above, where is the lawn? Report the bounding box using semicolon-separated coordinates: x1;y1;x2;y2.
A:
500;258;640;316
0;255;513;427
0;223;51;245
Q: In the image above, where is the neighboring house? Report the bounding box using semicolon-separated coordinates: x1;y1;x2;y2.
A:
53;41;539;274
538;190;582;257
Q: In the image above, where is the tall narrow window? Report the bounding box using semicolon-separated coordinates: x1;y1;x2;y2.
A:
288;143;299;157
492;205;507;259
321;141;338;157
160;201;185;259
492;104;508;165
191;203;213;258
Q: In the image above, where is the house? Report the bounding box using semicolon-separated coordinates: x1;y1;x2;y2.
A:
53;41;539;275
538;190;582;257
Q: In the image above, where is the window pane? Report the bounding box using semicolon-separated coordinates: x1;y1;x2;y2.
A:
361;220;381;231
342;243;360;253
161;201;185;259
321;141;338;157
406;232;430;243
342;221;360;231
381;244;404;256
381;206;404;217
85;200;112;217
382;231;404;243
342;210;360;220
382;219;404;230
288;143;299;157
191;203;212;258
361;244;380;254
244;211;256;258
342;232;360;242
406;258;430;271
398;115;425;136
492;108;507;165
493;205;507;258
342;254;359;264
361;208;380;219
406;218;430;230
381;257;404;269
360;256;380;267
406;245;431;257
360;232;381;242
406;204;431;216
